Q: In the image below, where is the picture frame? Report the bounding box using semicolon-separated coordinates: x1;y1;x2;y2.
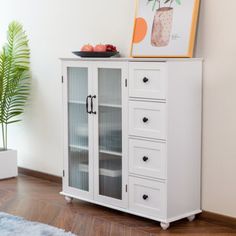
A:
130;0;200;58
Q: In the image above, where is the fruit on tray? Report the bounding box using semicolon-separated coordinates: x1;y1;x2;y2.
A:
81;44;118;53
81;44;94;52
94;44;107;52
105;44;117;52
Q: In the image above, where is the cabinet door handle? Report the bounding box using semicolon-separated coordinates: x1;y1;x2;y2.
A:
91;95;97;114
143;117;149;123
143;156;149;162
143;77;149;83
86;95;92;114
143;194;149;200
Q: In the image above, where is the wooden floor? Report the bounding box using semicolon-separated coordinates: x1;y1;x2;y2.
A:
0;175;236;236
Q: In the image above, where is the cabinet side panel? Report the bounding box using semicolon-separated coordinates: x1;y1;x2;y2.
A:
62;62;69;192
167;61;202;219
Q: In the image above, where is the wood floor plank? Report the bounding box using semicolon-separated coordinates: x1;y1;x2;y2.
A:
0;175;236;236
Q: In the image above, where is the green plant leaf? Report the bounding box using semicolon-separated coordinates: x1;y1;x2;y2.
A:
0;21;31;149
146;0;159;11
175;0;181;5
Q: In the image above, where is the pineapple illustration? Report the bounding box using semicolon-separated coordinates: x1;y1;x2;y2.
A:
148;0;181;47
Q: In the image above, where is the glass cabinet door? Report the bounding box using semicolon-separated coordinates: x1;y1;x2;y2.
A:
94;65;127;207
67;67;91;193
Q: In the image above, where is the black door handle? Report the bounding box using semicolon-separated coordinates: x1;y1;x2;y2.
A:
143;194;149;200
143;156;149;162
86;95;92;114
91;95;97;114
143;77;149;83
143;117;149;123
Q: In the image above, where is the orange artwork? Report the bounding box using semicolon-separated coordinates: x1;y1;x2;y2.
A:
133;17;148;44
131;0;200;58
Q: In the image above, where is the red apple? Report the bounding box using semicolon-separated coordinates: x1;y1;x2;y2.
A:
105;44;117;52
81;44;94;52
94;44;107;52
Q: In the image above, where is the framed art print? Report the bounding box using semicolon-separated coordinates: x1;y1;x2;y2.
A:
131;0;200;58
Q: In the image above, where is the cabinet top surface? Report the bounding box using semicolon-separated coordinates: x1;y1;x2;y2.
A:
60;57;203;62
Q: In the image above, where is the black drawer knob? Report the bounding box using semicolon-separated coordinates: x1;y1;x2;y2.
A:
143;117;149;123
143;156;149;162
143;194;149;200
143;77;149;83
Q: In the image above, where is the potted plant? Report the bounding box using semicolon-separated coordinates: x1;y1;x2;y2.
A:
147;0;181;47
0;21;30;179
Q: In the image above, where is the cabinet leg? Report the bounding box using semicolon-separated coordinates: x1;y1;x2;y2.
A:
65;196;73;203
187;214;195;222
160;222;170;230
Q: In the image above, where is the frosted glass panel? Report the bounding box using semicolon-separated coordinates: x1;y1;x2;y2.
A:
68;67;89;191
98;69;121;105
99;107;122;153
98;68;122;200
68;67;88;102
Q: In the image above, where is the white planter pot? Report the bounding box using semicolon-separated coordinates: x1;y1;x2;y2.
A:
0;150;18;180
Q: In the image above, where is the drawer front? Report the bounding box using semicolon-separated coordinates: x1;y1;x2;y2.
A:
129;139;166;179
129;62;167;100
129;101;167;140
129;176;166;218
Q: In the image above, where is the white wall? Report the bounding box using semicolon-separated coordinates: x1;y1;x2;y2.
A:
196;0;236;218
0;0;236;218
0;0;135;176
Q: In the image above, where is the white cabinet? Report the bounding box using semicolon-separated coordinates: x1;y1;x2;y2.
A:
61;58;202;230
129;100;167;140
129;176;166;218
129;139;166;179
62;61;128;208
129;62;167;99
62;62;94;201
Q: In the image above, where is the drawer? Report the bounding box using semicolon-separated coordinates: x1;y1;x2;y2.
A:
129;139;166;179
129;62;167;100
129;176;166;218
129;101;167;140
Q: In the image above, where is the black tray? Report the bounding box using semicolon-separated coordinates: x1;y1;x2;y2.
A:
72;51;119;58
